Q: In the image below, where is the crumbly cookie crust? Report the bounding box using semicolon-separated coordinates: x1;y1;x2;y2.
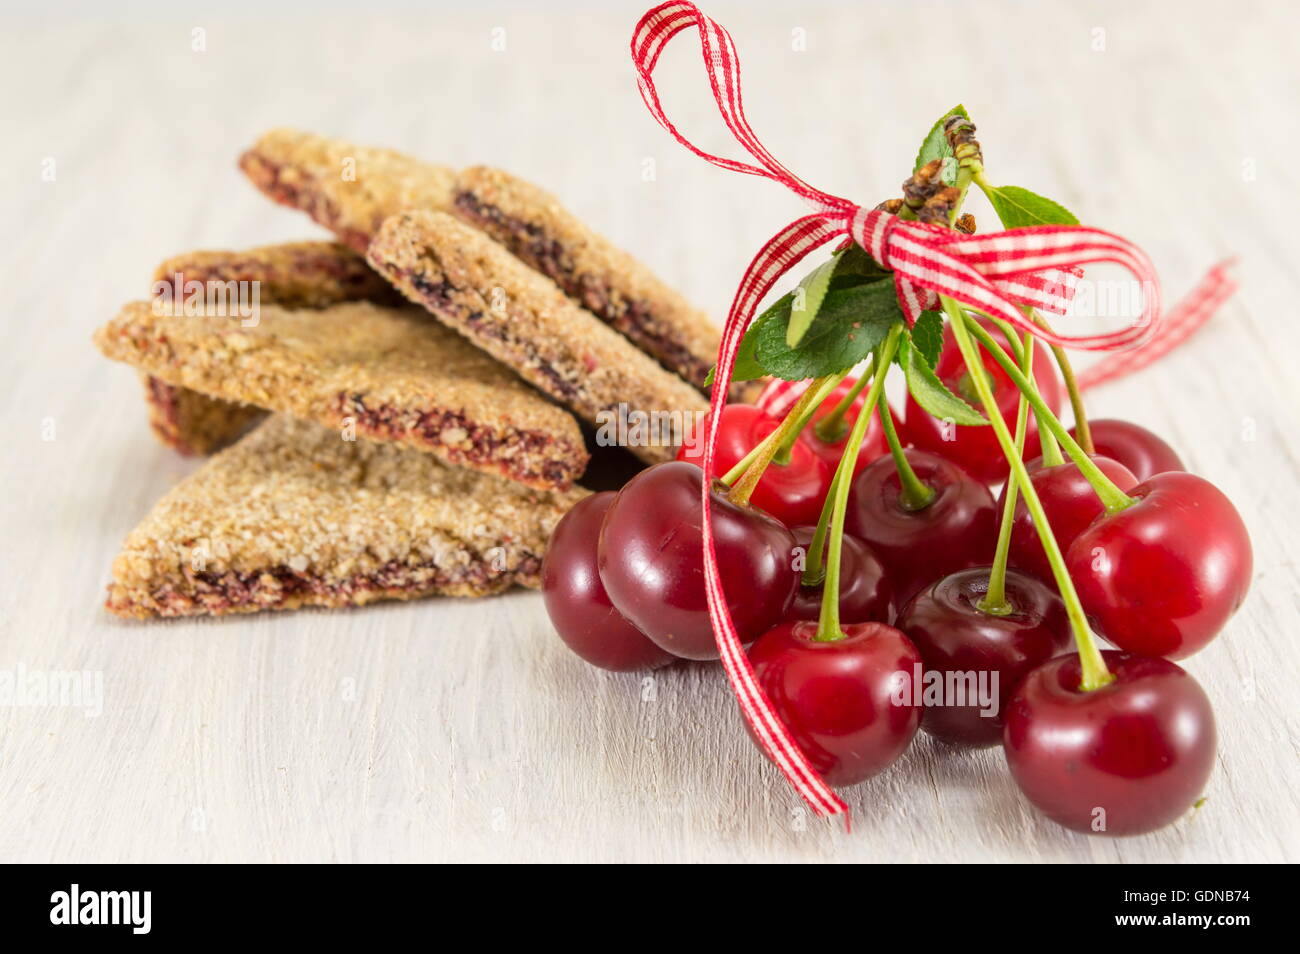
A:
239;129;455;252
96;300;589;490
152;239;403;309
105;415;587;619
366;211;709;464
142;373;265;456
453;165;722;390
143;240;401;455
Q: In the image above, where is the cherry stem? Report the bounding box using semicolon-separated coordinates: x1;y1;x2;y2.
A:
812;364;873;444
963;320;1133;514
720;372;846;489
1032;311;1094;454
979;312;1063;466
944;300;1112;690
980;329;1036;616
815;326;900;642
803;372;882;587
880;400;934;511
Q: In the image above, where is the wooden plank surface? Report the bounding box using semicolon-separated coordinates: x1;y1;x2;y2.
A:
1;0;1297;863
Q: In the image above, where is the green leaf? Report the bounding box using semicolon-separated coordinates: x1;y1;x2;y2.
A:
755;278;903;381
985;185;1079;229
833;244;891;282
909;310;945;369
899;330;986;426
786;252;841;348
704;292;790;386
913;104;969;187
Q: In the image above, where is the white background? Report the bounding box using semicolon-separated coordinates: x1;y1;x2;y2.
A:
2;0;1297;862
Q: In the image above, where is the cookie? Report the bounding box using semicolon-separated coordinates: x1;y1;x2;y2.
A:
143;240;401;455
366;211;709;463
453;165;721;390
239;129;455;252
105;415;587;619
95;299;589;490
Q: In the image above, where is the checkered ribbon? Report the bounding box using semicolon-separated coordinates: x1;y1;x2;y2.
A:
757;257;1237;413
631;0;1228;821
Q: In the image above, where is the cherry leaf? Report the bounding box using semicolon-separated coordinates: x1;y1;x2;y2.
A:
786;252;841;348
986;185;1079;228
756;278;903;381
899;330;986;426
914;105;969;187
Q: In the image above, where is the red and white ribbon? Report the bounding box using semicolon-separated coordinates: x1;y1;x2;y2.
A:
1076;258;1238;391
631;0;1232;822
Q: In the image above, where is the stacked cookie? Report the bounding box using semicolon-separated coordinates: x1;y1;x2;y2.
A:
96;130;720;619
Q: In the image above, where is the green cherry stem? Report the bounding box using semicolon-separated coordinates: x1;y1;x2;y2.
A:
720;371;846;489
1032;310;1094;454
963;320;1133;514
880;399;934;511
812;363;874;444
979;329;1036;616
803;364;885;587
978;310;1064;466
815;326;901;642
944;299;1112;690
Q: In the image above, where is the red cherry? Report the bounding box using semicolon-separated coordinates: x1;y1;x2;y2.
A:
1073;418;1185;482
1004;652;1216;836
598;461;798;661
786;526;893;625
846;449;998;606
1001;455;1139;583
747;620;923;787
1066;472;1252;660
798;400;894;479
905;318;1063;484
676;403;831;527
895;567;1070;747
541;493;675;671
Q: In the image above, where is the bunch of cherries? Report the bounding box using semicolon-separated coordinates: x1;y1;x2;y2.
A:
543;298;1251;839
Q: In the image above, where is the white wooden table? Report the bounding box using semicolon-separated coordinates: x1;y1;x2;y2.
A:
2;0;1297;863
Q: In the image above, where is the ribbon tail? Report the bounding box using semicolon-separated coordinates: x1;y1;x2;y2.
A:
1077;259;1239;391
700;213;849;820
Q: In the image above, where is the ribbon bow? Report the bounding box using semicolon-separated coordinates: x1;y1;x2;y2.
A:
631;0;1222;822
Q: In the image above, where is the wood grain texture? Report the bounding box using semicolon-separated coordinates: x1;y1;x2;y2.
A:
1;0;1297;863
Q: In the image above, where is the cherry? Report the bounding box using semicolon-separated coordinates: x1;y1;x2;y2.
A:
676;403;831;527
786;526;893;625
1000;455;1139;584
1066;471;1252;660
598;461;798;661
541;493;675;671
798;399;894;479
747;620;923;787
895;567;1070;747
905;318;1063;485
846;449;997;606
1073;418;1185;482
1003;652;1216;836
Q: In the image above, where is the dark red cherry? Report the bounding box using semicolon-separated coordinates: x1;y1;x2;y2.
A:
1004;652;1216;836
1066;471;1252;660
1072;418;1185;482
798;399;895;479
1001;455;1139;583
747;620;923;787
598;461;798;661
676;403;831;527
846;449;997;607
786;526;893;625
541;493;675;671
895;567;1070;747
905;318;1063;485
